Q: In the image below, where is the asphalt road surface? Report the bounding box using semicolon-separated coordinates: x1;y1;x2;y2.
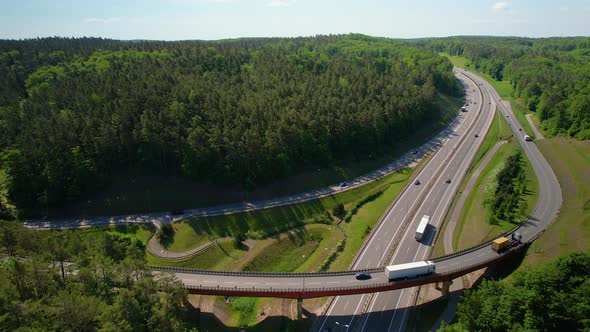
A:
322;70;561;332
315;68;494;332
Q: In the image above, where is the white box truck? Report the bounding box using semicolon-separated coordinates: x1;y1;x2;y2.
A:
415;215;430;241
385;261;436;280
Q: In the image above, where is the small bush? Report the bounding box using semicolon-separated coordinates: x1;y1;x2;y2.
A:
157;223;175;245
332;203;346;219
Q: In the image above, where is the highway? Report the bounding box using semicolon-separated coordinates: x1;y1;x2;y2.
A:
324;70;561;332
315;69;495;332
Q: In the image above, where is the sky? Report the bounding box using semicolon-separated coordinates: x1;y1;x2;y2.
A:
1;0;589;40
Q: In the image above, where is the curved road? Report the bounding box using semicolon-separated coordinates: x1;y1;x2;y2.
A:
148;69;560;332
339;70;561;332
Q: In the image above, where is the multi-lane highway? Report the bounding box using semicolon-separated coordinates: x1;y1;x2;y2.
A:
315;68;495;332
317;69;561;332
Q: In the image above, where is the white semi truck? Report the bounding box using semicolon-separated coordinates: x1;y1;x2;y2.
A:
415;215;430;241
385;261;436;280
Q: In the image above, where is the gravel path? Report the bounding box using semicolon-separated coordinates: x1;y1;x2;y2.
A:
147;235;232;259
526;114;544;140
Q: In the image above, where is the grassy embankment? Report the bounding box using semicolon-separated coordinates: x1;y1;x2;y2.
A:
513;138;590;269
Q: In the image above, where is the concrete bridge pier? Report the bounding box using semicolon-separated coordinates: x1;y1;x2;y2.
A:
435;280;453;296
297;298;303;320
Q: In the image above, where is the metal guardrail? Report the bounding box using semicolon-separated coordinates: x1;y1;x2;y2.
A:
178;244;527;299
152;265;384;277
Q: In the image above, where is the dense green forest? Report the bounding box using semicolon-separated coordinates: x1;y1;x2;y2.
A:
0;222;196;331
439;252;590;331
0;34;461;219
418;36;590;140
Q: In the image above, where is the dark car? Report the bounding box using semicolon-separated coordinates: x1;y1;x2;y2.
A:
519;128;523;131
412;150;418;155
474;134;479;137
355;272;371;280
415;180;421;185
339;182;348;188
446;179;452;184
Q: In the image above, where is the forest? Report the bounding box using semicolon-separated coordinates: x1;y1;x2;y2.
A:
0;221;196;331
439;252;590;331
418;36;590;140
0;34;461;219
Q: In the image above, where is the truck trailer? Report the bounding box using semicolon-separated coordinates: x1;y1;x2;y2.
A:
415;215;430;241
385;261;436;280
492;232;522;253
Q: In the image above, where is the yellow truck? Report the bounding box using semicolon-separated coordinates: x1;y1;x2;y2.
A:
492;237;510;252
492;232;522;253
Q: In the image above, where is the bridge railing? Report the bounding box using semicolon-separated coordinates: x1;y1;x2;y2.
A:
151;265;384;277
179;244;526;298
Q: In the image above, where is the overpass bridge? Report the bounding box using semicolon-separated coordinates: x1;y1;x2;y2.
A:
154;241;526;300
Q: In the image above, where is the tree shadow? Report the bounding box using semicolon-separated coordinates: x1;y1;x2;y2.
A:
197;302;317;332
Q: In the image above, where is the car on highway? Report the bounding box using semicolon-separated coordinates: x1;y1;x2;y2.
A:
474;134;479;137
415;180;421;185
519;128;523;131
412;150;418;155
446;179;451;184
339;182;348;188
355;272;372;280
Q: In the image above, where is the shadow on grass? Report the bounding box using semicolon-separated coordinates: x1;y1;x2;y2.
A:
184;199;328;243
198;301;316;332
480;245;529;281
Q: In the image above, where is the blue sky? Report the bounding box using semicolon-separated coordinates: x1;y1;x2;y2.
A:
1;0;589;40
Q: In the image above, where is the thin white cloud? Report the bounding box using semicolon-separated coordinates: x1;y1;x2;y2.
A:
559;6;569;11
267;0;296;7
83;17;121;24
471;18;496;24
512;18;529;24
493;1;509;11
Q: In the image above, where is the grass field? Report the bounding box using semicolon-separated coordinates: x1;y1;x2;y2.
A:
166;167;413;253
243;226;330;272
512;138;590;270
452;138;539;250
147;239;247;270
